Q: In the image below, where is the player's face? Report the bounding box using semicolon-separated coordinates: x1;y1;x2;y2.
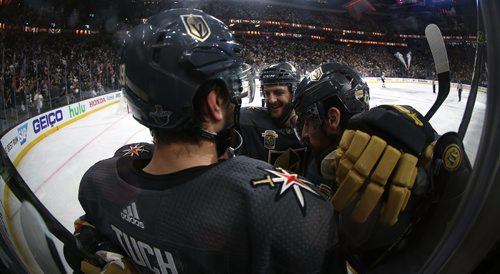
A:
295;114;333;159
263;84;292;121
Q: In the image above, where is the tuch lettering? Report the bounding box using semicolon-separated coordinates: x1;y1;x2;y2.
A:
111;225;179;274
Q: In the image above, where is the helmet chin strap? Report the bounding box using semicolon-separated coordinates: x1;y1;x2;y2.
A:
200;125;235;157
200;100;241;157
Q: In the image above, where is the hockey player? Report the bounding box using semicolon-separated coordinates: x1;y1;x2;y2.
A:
294;65;472;272
67;9;339;274
293;62;370;184
457;81;463;102
381;72;386;88
237;62;308;175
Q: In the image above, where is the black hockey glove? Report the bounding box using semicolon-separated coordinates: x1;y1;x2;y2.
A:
328;105;435;226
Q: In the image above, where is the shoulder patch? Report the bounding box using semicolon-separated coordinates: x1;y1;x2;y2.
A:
114;143;153;158
261;130;278;149
252;167;324;216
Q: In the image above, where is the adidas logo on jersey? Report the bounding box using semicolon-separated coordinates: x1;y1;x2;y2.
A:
121;202;145;229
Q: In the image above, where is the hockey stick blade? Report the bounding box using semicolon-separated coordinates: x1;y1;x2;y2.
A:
20;201;66;274
425;24;450;120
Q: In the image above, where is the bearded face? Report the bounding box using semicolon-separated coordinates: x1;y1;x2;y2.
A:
263;84;293;124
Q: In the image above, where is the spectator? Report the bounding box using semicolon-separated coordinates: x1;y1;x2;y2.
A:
33;90;43;114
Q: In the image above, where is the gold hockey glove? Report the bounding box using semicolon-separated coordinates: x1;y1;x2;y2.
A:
331;105;435;226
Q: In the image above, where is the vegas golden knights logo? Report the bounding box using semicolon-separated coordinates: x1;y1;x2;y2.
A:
310;66;323;81
262;130;279;149
180;14;211;42
354;88;364;100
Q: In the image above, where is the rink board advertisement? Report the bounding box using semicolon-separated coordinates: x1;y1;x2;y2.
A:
1;91;122;167
0;91;123;272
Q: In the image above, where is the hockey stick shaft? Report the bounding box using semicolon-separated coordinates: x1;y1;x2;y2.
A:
0;148;103;267
458;4;486;140
425;24;450;120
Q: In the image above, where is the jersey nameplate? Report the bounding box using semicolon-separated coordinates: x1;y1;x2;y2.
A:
111;225;180;273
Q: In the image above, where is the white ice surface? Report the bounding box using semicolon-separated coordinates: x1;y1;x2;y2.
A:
16;81;486;233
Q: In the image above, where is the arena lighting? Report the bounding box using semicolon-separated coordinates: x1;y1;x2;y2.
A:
232;30;405;46
233;30;323;39
23;26;38;33
229;19;385;37
48;28;61;34
335;38;407;46
0;22;99;34
396;0;421;5
345;0;376;11
344;0;376;20
396;33;477;41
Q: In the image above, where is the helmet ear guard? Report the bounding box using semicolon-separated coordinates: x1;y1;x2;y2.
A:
180;46;255;105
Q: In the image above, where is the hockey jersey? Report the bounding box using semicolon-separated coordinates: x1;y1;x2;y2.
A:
237;107;307;175
78;146;338;273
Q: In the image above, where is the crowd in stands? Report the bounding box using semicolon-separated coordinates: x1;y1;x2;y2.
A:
169;0;475;35
0;32;119;131
238;37;480;84
0;0;476;35
0;0;484;133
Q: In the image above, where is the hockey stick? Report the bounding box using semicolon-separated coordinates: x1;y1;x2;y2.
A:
425;24;450;120
0;148;104;270
458;4;486;141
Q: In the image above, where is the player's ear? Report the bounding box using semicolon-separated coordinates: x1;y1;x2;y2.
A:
206;89;224;122
325;107;341;131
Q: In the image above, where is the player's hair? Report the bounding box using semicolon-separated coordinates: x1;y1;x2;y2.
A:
151;81;231;146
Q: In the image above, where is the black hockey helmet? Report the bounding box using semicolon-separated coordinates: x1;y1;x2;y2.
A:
260;62;300;94
292;62;369;139
293;62;369;120
122;8;255;130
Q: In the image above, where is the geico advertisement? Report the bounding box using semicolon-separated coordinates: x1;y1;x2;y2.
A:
1;91;122;163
